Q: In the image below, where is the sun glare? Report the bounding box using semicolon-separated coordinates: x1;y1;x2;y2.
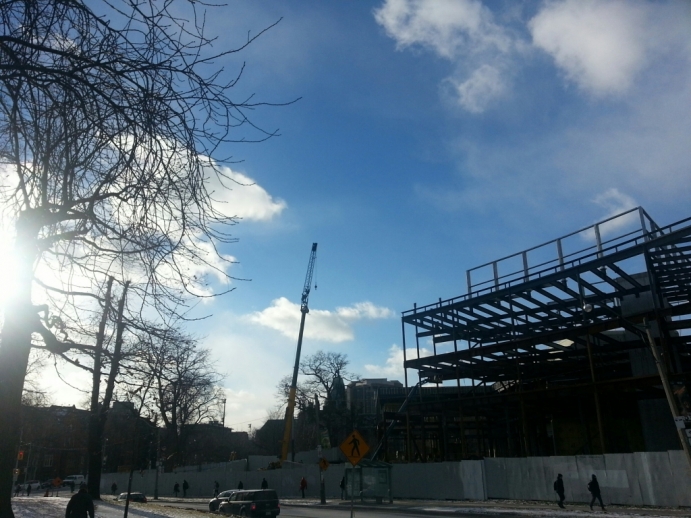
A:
0;223;19;312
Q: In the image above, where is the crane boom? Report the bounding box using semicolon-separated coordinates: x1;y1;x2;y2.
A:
281;243;318;463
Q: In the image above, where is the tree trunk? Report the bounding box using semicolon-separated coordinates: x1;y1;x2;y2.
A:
0;212;39;518
87;277;114;500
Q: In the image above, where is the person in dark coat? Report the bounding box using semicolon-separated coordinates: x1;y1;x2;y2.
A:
173;482;180;497
65;486;94;518
182;480;189;498
553;473;565;508
237;480;244;490
111;482;117;495
299;477;307;498
588;474;605;511
26;483;32;497
13;483;20;497
340;477;346;500
261;478;268;490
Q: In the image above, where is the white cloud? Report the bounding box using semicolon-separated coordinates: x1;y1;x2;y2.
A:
451;64;506;113
374;0;518;113
529;0;651;96
588;188;639;238
248;298;395;343
593;188;637;217
374;0;511;58
207;165;287;222
336;302;395;320
364;343;432;379
364;344;403;378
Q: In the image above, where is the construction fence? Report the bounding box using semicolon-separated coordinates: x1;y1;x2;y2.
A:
101;450;691;507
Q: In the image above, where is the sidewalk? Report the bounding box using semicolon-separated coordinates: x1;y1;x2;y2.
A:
281;498;691;517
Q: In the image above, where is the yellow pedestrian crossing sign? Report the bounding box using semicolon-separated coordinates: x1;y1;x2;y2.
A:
340;430;369;466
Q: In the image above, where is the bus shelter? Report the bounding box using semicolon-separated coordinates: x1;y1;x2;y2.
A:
344;460;392;504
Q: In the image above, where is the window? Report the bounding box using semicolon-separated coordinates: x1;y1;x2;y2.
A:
43;454;53;467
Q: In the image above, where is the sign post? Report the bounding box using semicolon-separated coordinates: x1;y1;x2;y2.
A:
340;430;369;518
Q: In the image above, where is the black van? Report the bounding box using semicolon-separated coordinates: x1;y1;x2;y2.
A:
219;489;280;517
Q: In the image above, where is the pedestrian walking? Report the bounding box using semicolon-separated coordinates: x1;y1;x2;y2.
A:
14;483;20;497
340;476;346;500
587;474;605;511
261;478;268;490
26;483;32;497
237;480;244;490
299;477;307;498
65;486;95;518
173;482;180;497
53;477;62;497
553;473;565;508
70;480;75;493
182;479;189;498
111;482;118;495
213;480;219;497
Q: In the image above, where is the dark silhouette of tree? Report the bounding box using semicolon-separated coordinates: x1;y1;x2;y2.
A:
274;351;359;450
300;351;358;401
119;325;223;468
0;1;291;514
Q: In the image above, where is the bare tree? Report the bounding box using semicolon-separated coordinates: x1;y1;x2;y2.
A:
273;352;359;449
300;350;359;400
275;374;312;414
0;1;290;513
120;326;223;467
21;349;51;408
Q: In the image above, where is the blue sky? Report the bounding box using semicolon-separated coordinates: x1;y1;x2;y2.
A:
46;0;691;433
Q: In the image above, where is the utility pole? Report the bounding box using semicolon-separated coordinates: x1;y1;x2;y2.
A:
315;394;325;504
153;429;161;500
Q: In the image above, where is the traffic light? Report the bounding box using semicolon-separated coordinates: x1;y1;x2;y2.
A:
17;451;24;461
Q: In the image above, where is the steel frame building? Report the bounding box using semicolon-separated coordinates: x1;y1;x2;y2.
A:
389;208;691;461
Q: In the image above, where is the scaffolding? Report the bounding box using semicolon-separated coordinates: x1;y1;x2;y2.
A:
388;207;691;461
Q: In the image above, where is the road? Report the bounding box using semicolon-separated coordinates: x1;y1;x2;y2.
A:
158;501;509;518
276;507;500;518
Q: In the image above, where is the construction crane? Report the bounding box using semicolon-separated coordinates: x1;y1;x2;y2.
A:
281;243;318;463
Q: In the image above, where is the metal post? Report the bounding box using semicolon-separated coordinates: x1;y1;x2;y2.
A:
594;224;603;258
350;466;354;518
639;207;649;240
493;261;499;287
23;443;31;485
556;239;564;271
153;429;160;500
402;320;411;462
316;394;325;504
522;251;529;279
123;468;134;518
586;334;606;454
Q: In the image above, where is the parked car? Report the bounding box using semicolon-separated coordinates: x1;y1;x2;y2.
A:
62;474;86;488
219;490;279;517
39;479;54;489
117;492;147;503
209;490;237;512
21;480;41;491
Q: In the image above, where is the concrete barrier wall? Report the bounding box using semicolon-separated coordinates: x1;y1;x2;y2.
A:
101;451;691;507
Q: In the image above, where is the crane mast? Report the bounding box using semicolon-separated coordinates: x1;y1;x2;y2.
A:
281;243;318;463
